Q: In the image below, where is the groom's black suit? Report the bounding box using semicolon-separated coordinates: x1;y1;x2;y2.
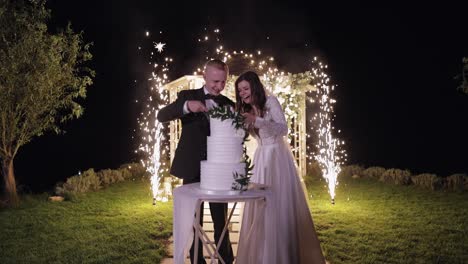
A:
157;87;234;264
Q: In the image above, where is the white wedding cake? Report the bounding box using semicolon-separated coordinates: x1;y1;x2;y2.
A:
200;117;246;191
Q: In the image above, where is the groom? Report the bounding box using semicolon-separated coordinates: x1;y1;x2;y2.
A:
157;59;234;264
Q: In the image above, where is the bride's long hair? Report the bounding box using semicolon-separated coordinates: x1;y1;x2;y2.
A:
235;71;267;117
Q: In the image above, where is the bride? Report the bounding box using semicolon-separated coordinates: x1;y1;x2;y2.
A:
235;71;325;264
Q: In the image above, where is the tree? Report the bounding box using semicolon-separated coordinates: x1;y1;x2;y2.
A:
456;57;468;94
0;0;94;206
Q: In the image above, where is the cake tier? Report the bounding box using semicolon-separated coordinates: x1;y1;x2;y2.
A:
207;136;243;163
210;118;244;138
200;162;246;191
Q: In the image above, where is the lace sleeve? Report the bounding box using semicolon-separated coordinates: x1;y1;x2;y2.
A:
254;96;288;137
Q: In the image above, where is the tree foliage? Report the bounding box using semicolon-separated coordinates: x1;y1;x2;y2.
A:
457;57;468;94
0;0;94;206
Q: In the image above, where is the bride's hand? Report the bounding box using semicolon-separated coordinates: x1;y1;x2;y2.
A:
242;112;256;126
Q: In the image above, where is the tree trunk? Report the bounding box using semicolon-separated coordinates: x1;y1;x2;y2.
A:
2;158;19;207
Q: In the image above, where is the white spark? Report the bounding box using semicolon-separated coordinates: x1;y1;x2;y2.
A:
155;42;166;53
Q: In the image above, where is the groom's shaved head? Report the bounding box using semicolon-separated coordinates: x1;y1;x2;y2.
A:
203;59;228;96
204;59;229;74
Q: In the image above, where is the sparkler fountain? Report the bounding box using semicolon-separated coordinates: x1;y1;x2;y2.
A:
137;33;173;205
310;58;346;204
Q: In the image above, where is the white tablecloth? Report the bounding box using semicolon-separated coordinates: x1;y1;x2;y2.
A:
173;183;277;264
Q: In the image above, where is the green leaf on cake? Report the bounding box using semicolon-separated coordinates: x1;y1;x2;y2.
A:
208;106;253;192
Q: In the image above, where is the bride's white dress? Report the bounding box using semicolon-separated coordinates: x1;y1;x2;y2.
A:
237;96;325;264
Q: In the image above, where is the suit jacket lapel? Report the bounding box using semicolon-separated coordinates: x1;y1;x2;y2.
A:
194;87;210;136
195;87;206;106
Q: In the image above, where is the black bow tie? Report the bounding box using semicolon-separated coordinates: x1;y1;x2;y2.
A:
205;94;225;106
204;94;220;100
204;93;233;108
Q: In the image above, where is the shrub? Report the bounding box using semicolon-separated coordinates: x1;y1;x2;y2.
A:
84;169;101;191
338;165;365;179
446;174;467;191
58;169;101;194
306;161;323;178
363;166;386;179
411;173;445;190
98;169;124;186
119;167;132;180
304;161;323;190
63;191;79;202
54;181;64;195
97;170;111;187
120;162;148;178
112;170;124;182
60;174;87;194
380;168;412;185
54;163;152;196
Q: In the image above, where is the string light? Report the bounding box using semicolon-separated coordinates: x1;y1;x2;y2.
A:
137;28;345;204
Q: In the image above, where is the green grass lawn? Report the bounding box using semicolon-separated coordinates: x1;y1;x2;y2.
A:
0;180;172;264
307;178;468;264
0;177;467;263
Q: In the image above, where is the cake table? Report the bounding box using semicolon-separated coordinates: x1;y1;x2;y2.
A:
173;182;277;264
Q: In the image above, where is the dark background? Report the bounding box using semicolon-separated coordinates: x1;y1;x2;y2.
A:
13;1;468;192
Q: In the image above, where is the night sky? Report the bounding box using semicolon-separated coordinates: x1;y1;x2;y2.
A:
13;1;468;192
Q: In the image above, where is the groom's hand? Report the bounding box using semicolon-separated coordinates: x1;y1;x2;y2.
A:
187;100;208;113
